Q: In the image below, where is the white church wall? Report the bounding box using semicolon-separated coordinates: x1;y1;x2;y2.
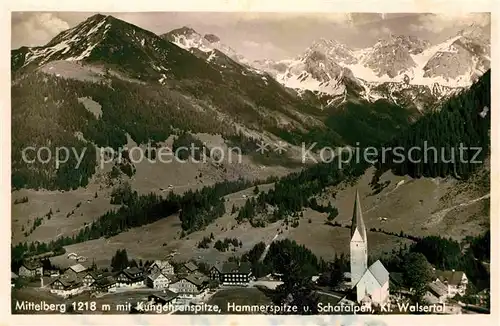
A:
350;228;367;286
356;272;389;305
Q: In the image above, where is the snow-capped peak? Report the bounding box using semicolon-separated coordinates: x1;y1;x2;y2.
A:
161;27;248;64
14;14;113;68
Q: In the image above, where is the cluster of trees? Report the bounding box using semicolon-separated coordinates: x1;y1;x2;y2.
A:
11;241;66;272
468;230;490;262
109;249;154;272
309;198;339;221
110;249;132;272
366;227;421;242
376;70;490;179
411;234;490;289
275;97;414;149
13;196;29;205
255;239;329;314
236;158;368;225
381;231;491;298
110;181;137;205
22;216;44;237
197;233;214;249
226;132;261;155
213;237;242;252
171;132;208;161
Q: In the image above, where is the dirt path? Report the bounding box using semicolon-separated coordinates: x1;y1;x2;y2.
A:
258;232;280;262
425;193;490;227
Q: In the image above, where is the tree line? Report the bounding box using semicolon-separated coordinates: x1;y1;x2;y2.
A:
10;176;278;263
375;70;490;180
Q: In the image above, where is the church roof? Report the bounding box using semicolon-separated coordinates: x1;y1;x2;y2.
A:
351;189;367;241
368;260;389;286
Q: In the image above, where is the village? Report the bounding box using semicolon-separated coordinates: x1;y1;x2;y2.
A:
11;191;489;315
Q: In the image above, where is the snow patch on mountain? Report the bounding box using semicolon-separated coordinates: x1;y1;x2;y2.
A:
162;27;248;64
253;29;489;107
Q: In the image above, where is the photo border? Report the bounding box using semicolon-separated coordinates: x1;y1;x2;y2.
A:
2;1;498;325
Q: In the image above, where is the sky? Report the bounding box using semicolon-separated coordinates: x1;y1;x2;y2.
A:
11;12;491;61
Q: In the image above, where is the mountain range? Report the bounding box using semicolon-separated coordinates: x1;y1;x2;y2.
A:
10;13;490;191
164;23;490;110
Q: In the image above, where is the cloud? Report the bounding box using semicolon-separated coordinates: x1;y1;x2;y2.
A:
368;26;393;38
242;40;260;48
411;13;490;33
239;39;287;60
12;12;70;48
241;40;282;52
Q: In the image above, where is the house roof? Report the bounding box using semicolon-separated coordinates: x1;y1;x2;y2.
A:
368;260;389;286
124;267;142;274
184;262;198;272
83;271;99;279
428;280;448;297
11;272;19;279
212;263;224;273
120;267;144;280
49;275;82;289
434;270;466;286
50;256;89;270
148;271;168;281
152;260;173;271
222;262;239;273
95;276;116;287
68;264;87;273
220;262;251;274
148;291;177;304
184;272;209;287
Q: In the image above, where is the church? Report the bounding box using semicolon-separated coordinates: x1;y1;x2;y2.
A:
348;190;390;306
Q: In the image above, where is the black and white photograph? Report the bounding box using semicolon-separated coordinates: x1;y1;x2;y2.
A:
9;8;492;318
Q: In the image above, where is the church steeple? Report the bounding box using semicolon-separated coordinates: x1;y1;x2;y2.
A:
351;189;367;241
349;189;368;287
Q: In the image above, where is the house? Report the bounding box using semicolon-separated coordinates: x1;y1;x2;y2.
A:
64;264;88;279
215;262;252;286
209;263;223;281
18;261;43;278
427;280;449;303
116;267;145;287
67;253;78;260
349;190;390;306
433;269;468;296
169;273;209;298
76;256;87;263
94;276;117;293
148;291;178;305
147;260;174;276
81;272;98;288
146;271;170;289
179;262;198;274
47;276;85;297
